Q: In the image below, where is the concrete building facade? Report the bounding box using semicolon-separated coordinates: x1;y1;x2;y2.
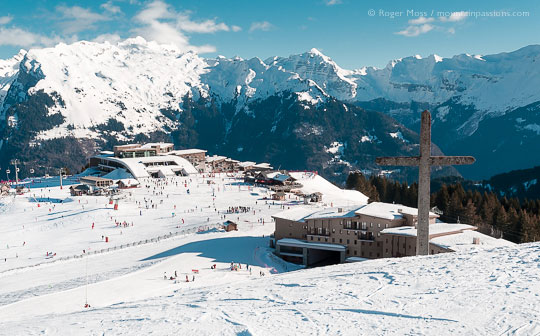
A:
271;202;485;266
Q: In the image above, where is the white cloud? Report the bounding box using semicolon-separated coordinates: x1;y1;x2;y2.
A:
408;17;435;25
249;21;273;33
440;11;468;22
56;5;111;34
0;16;12;25
0;27;63;48
132;0;238;53
176;12;232;33
325;0;342;5
395;23;434;37
101;1;122;15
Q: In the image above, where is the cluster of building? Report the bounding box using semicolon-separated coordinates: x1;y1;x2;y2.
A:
86;142;273;181
272;202;513;266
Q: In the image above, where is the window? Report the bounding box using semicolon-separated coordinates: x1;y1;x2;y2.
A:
377;223;380;228
325;238;328;242
354;250;357;255
347;239;350;244
377;233;380;237
386;238;388;243
377;253;380;258
385;248;388;253
354;240;357;245
370;223;373;227
332;228;335;233
361;251;365;257
318;237;321;241
340;239;343;243
385;224;388;228
347;230;350;235
332;238;335;243
377;242;381;247
362;222;367;230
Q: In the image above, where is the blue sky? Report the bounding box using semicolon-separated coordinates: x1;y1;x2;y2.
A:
0;0;538;68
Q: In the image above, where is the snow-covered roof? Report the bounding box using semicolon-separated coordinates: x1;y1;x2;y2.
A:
272;207;315;222
139;142;173;149
238;161;256;167
277;238;346;251
253;163;272;169
102;168;134;181
169;149;207;155
304;206;365;220
355;202;437;220
381;223;475;237
431;230;514;252
92;155;197;179
119;178;139;186
206;155;227;162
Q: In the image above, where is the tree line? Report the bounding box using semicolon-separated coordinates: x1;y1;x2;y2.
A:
346;172;540;243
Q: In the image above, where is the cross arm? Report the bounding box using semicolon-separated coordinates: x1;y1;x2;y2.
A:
376;156;420;166
429;156;475;166
376;155;475;167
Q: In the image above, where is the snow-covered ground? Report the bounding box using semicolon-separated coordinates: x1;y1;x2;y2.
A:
0;173;538;335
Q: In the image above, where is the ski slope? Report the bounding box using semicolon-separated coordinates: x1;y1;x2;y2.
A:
0;173;538;335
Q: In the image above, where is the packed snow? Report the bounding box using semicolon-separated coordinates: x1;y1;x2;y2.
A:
0;172;538;334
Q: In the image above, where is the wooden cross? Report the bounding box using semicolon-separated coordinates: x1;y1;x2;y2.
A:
376;110;475;256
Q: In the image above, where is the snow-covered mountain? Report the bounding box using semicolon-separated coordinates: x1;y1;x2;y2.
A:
0;50;24;107
1;38;540;179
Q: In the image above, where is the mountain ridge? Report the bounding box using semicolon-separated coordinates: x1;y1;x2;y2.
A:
1;38;540;180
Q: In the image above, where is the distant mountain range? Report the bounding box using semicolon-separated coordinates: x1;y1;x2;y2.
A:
1;38;540;180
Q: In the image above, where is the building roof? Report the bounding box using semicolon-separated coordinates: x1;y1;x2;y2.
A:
304;206;365;220
118;178;139;186
169;149;207;155
238;161;256;167
70;184;91;190
355;202;437;220
272;207;316;222
102;168;134;181
91;154;197;179
430;229;515;252
381;223;475;237
139;142;173;149
206;155;227;162
272;173;293;182
253;163;273;169
80;176;113;182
